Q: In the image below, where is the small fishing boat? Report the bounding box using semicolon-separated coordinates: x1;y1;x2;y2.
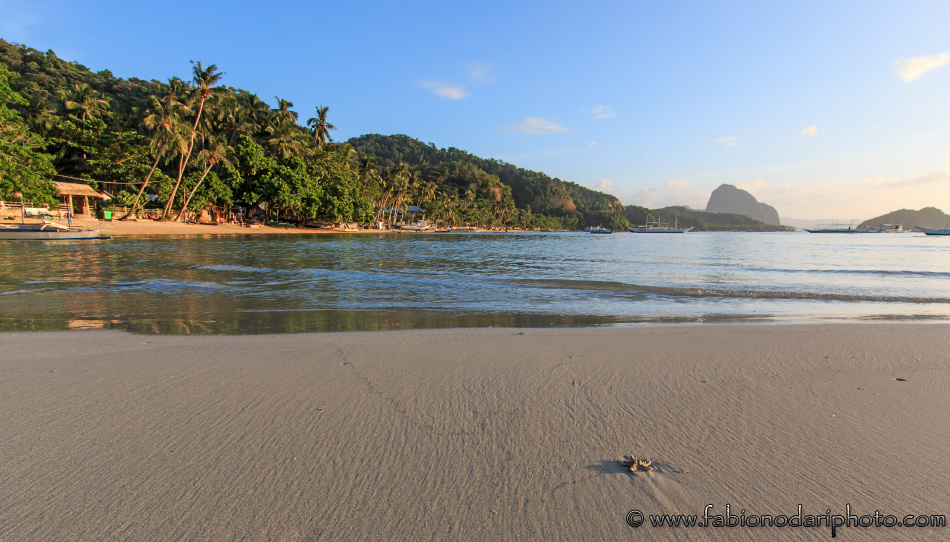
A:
0;220;107;240
587;226;613;234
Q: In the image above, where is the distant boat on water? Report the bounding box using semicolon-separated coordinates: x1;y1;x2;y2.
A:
804;220;878;233
587;226;613;234
630;215;691;233
806;220;910;233
916;216;950;235
877;223;908;233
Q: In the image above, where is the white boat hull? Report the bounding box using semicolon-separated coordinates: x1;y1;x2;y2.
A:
630;227;691;233
0;227;105;240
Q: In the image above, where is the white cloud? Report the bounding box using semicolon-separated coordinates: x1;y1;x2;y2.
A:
588;105;616;119
858;169;950;189
589;141;598;147
595;179;614;193
501;117;570;134
415;81;471;100
734;178;772;194
628;181;709;209
802;125;819;136
895;53;950;83
714;136;740;147
466;62;497;85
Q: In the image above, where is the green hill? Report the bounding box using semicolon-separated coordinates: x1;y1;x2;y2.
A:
347;134;628;230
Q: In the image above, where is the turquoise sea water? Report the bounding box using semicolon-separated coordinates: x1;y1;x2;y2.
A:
1;231;948;334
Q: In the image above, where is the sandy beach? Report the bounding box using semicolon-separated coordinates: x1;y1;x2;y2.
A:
1;325;947;540
71;217;346;236
1;213;525;236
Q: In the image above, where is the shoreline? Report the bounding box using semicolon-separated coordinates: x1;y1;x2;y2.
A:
2;324;947;540
2;214;533;236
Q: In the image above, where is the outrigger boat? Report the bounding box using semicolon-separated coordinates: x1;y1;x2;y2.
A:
0;220;107;240
630;215;692;233
804;220;877;233
916;215;950;236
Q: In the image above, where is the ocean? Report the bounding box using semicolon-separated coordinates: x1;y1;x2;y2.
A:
2;231;948;334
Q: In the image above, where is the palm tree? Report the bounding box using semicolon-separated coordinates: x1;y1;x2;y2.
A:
359;156;379;182
306;105;335;149
164;77;189;106
265;121;308;159
383;163;412;226
175;134;236;221
237;91;271;136
59;83;112;122
161;61;223;219
121;95;187;219
271;97;298;126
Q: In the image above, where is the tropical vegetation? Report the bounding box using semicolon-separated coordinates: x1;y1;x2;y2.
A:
1;39;787;231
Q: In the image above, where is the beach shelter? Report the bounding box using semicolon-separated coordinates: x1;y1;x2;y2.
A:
52;181;109;216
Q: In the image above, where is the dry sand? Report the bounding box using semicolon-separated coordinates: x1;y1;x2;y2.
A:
77;218;336;236
1;325;948;541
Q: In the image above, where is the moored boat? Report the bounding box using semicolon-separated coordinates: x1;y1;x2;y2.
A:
587;226;613;234
804;220;878;233
400;220;434;231
630;215;691;233
917;227;950;236
0;220;107;240
915;216;950;236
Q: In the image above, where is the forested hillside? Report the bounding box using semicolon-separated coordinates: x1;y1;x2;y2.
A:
348;134;629;230
2;38;784;231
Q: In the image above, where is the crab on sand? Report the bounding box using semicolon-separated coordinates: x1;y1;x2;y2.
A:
619;455;654;473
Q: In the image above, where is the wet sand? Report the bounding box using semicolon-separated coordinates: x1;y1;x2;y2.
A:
1;325;948;540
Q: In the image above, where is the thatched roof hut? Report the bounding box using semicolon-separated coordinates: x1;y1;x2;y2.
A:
52;181;109;215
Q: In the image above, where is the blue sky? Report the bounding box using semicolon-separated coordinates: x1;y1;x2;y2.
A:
3;0;949;219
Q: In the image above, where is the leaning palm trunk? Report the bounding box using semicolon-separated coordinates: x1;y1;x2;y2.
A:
161;152;190;219
161;99;206;220
120;151;162;220
174;164;213;222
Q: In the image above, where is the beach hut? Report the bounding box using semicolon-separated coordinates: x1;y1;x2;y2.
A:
52;181;110;216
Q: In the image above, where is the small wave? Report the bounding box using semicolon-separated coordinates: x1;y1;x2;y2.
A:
135;278;231;292
512;278;950;304
744;267;950;279
196;264;275;273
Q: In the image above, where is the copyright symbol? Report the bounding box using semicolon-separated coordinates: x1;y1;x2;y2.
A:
626;509;644;528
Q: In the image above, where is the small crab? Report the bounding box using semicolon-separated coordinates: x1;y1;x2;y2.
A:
619;455;654;473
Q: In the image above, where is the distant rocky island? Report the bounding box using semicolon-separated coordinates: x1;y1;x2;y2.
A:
861;207;949;230
705;184;781;225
